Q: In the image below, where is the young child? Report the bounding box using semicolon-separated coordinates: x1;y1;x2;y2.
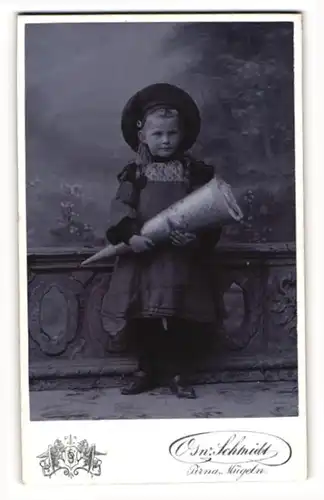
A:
102;83;222;399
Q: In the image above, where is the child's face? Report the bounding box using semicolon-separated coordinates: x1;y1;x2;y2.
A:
139;114;182;158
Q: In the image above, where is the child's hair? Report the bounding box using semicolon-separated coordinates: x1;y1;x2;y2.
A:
135;107;181;167
135;142;152;167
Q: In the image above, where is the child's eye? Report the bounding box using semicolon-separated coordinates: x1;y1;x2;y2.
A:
152;131;162;136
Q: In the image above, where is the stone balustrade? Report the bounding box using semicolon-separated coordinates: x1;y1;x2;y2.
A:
27;243;297;390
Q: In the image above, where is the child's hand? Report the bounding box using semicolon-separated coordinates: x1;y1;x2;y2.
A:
170;230;197;247
128;235;155;253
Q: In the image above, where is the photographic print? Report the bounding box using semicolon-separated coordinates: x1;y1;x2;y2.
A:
18;12;306;484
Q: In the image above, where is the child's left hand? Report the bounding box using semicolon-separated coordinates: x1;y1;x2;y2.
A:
170;229;197;247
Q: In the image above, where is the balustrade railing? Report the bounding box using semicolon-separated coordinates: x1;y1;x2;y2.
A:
27;243;297;389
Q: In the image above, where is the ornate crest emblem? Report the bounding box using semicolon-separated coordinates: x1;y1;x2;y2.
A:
37;435;106;478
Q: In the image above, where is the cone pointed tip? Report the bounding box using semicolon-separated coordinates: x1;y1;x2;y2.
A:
80;255;97;266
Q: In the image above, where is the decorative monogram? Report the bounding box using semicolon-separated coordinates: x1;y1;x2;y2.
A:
37;435;106;478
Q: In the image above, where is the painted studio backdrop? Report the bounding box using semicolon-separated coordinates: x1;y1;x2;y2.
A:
26;22;295;248
25;21;298;419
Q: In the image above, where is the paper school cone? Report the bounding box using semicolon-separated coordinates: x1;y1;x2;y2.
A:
81;176;243;266
142;176;243;239
80;242;129;266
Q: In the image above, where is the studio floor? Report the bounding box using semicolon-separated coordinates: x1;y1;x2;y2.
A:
30;381;298;420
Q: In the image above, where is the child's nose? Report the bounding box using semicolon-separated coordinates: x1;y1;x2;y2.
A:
162;135;170;144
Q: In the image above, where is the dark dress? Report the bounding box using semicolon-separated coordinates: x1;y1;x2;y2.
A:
102;156;222;376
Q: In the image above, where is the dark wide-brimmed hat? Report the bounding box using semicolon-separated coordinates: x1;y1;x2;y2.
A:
121;83;201;152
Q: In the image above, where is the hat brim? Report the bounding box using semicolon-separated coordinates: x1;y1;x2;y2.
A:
121;83;201;152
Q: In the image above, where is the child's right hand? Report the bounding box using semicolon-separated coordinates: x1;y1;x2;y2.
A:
128;235;155;253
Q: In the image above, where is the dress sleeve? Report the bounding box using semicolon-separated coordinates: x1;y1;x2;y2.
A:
105;163;141;245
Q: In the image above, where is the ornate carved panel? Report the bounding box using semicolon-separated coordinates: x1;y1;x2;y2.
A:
270;270;297;338
28;274;83;356
40;285;68;342
266;266;297;361
211;263;265;354
223;282;245;332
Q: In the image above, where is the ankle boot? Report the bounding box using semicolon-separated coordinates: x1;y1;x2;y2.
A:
121;372;157;395
169;375;197;399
